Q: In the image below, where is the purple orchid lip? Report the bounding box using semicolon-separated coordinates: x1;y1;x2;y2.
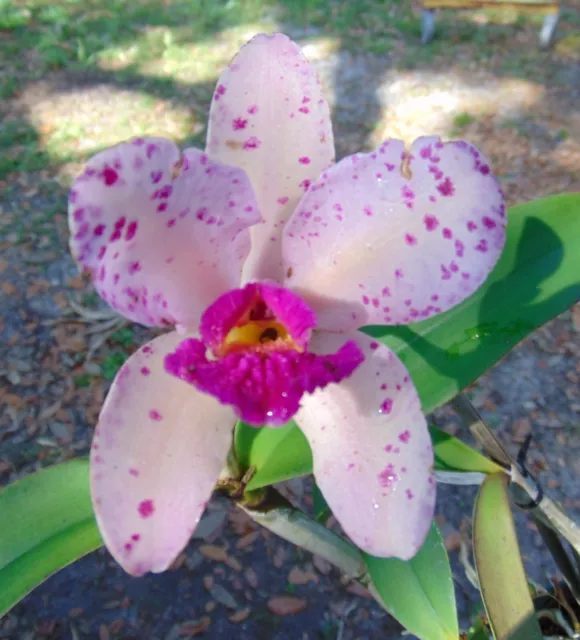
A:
198;281;317;355
165;282;364;426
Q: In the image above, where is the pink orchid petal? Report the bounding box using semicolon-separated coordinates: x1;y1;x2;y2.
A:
283;136;506;330
69;138;261;330
91;332;235;575
206;33;334;283
295;331;434;559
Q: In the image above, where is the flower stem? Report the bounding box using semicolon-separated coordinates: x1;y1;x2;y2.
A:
238;487;383;604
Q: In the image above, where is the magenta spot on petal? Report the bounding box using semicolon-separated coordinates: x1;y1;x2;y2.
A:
378;464;398;489
103;167;118;186
243;136;261;150
138;499;155;518
399;430;411;443
140;366;150;376
347;462;355;470
247;104;258;114
129;468;140;477
277;196;289;205
125;221;138;241
405;233;417;246
232;117;248;130
149;409;163;421
369;341;379;350
476;239;489;253
467;221;477;232
298;156;311;165
380;398;393;414
406;489;414;500
424;215;439;231
437;177;455;197
131;534;141;541
482;216;496;229
442;227;453;239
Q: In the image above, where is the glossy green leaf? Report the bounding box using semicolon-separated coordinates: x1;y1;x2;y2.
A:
365;523;458;640
473;473;542;640
0;459;102;616
236;420;312;490
431;426;503;474
236;194;580;487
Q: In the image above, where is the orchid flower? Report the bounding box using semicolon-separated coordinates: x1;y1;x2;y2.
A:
68;33;506;577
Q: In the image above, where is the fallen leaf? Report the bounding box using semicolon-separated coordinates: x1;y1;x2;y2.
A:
178;617;211;636
199;544;228;563
288;566;319;585
267;596;308;616
228;608;250;623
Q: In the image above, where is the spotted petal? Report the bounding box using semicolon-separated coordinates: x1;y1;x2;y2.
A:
91;332;235;575
206;33;334;283
69;138;261;331
296;331;434;559
283;136;506;331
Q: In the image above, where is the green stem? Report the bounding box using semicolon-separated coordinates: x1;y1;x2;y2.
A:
238;487;383;604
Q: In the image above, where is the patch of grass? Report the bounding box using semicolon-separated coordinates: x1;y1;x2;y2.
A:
73;373;93;388
81;292;101;307
453;111;476;130
101;351;128;380
108;327;136;348
449;111;478;137
0;75;17;99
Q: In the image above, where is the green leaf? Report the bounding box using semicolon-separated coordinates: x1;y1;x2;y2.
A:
365;523;458;640
236;194;580;487
236;420;312;491
0;459;102;616
473;474;542;640
431;426;503;474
